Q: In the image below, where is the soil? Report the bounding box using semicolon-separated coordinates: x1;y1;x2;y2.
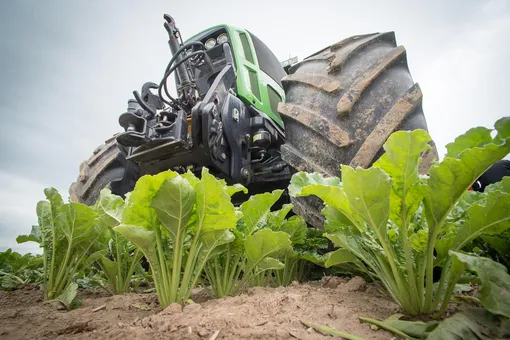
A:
0;277;399;340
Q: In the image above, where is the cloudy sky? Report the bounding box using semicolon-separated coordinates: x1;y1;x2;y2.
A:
1;0;509;254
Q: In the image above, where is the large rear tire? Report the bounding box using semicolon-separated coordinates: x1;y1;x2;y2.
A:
69;137;139;205
279;32;437;228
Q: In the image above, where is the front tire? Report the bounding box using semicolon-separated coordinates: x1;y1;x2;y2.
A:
279;32;437;227
69;137;139;205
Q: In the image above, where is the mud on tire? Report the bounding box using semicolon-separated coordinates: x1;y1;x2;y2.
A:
279;32;437;228
69;137;139;205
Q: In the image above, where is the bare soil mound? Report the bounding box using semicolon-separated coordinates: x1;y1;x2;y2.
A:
0;277;398;339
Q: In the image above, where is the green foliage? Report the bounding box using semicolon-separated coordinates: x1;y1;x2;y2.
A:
265;209;331;287
289;117;510;316
451;251;510;318
115;168;238;307
447;178;510;270
269;215;308;287
17;188;107;306
89;189;144;294
0;248;43;290
301;320;367;340
204;190;292;297
368;307;509;339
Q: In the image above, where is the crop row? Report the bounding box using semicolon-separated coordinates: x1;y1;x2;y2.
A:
2;117;510;338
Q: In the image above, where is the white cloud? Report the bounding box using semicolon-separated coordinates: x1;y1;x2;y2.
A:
483;0;508;15
0;171;57;254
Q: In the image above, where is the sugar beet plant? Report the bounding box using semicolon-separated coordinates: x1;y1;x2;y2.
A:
267;214;309;287
0;249;43;291
17;189;107;307
290;117;510;317
114;168;243;307
203;190;292;297
88;189;144;294
264;206;326;287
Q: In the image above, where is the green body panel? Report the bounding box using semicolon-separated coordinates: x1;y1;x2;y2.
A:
185;25;285;128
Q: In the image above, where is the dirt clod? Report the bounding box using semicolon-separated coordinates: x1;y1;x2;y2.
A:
345;276;367;292
320;276;346;289
161;303;182;315
183;303;202;314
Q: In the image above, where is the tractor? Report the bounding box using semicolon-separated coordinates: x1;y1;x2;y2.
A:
70;14;437;228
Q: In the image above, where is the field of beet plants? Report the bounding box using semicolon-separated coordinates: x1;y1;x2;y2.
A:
1;117;510;340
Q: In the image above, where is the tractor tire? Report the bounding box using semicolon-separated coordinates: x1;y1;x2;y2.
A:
69;136;140;205
279;32;437;228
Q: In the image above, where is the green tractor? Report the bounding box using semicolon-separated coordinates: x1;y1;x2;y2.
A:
70;14;437;227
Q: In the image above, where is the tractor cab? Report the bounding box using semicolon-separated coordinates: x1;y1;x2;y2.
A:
180;25;287;128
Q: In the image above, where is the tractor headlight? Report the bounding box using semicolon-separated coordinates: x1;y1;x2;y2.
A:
205;38;216;50
217;33;228;44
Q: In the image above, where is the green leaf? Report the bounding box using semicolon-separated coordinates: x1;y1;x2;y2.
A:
114;224;157;261
278;216;307;245
230;228;245;256
485;176;510;193
257;257;284;271
445;126;493;158
425;118;510;230
426;312;484;340
322;204;360;232
16;225;42;244
481;235;510;259
97;188;125;223
151;176;195;240
373;130;430;226
341;165;392;235
437;251;470;313
84;249;108;268
122;171;179;228
52;282;78;310
181;171;200;188
289;172;343;210
201;229;235;252
409;229;428;252
289;171;341;198
435;237;455;263
359;317;415;340
63;202;99;246
451;251;510;318
461;307;510;339
239;190;283;235
267;203;293;228
99;256;118;282
290;172;364;232
299;251;328;266
245;229;291;266
324;249;358;268
196;168;237;233
495;116;510;141
301;320;367;340
226;183;248;197
453;187;510;250
217;178;248;197
384;319;438;338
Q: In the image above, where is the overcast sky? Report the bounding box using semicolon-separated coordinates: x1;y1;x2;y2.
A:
1;0;509;254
